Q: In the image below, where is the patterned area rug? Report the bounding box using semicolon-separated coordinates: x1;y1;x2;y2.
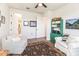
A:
21;41;66;56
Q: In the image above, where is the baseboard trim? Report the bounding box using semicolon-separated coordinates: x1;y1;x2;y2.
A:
28;37;46;40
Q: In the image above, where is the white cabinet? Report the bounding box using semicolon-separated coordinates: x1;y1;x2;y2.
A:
55;36;79;56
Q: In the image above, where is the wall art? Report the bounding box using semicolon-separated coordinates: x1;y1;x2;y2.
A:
0;10;6;27
23;21;29;26
66;18;79;29
30;21;37;27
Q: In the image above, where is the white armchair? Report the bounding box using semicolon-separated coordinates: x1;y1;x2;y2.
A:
2;35;27;54
67;36;79;56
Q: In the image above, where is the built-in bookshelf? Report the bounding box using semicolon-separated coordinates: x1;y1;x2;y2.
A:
50;17;63;43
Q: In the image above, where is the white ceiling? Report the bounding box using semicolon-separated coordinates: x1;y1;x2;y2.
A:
7;3;68;14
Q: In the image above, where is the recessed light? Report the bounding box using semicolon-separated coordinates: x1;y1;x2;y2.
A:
26;7;30;9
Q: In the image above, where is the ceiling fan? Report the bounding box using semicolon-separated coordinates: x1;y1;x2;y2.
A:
35;3;47;8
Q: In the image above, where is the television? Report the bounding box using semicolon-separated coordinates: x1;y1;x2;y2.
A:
66;18;79;29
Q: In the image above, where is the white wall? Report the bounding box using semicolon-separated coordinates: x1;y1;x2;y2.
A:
2;8;46;54
0;4;10;49
51;4;79;36
44;4;79;40
9;8;45;39
43;11;53;40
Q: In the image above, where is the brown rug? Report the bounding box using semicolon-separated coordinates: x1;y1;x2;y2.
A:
21;40;66;56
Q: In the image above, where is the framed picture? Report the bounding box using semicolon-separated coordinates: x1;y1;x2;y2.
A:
66;18;79;29
23;21;29;26
30;21;37;27
0;10;1;22
0;10;1;16
0;21;1;26
1;16;5;24
0;10;5;27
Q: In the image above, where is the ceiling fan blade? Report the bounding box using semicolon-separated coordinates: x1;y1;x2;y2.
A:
35;4;38;8
42;3;47;8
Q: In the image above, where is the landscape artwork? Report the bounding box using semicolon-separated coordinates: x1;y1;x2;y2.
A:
66;18;79;29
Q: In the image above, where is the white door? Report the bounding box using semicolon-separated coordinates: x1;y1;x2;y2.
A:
37;16;45;38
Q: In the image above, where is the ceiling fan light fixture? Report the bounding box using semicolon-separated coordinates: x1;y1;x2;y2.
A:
35;3;47;8
38;3;42;7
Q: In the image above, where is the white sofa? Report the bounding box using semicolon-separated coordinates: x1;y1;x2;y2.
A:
55;36;79;56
